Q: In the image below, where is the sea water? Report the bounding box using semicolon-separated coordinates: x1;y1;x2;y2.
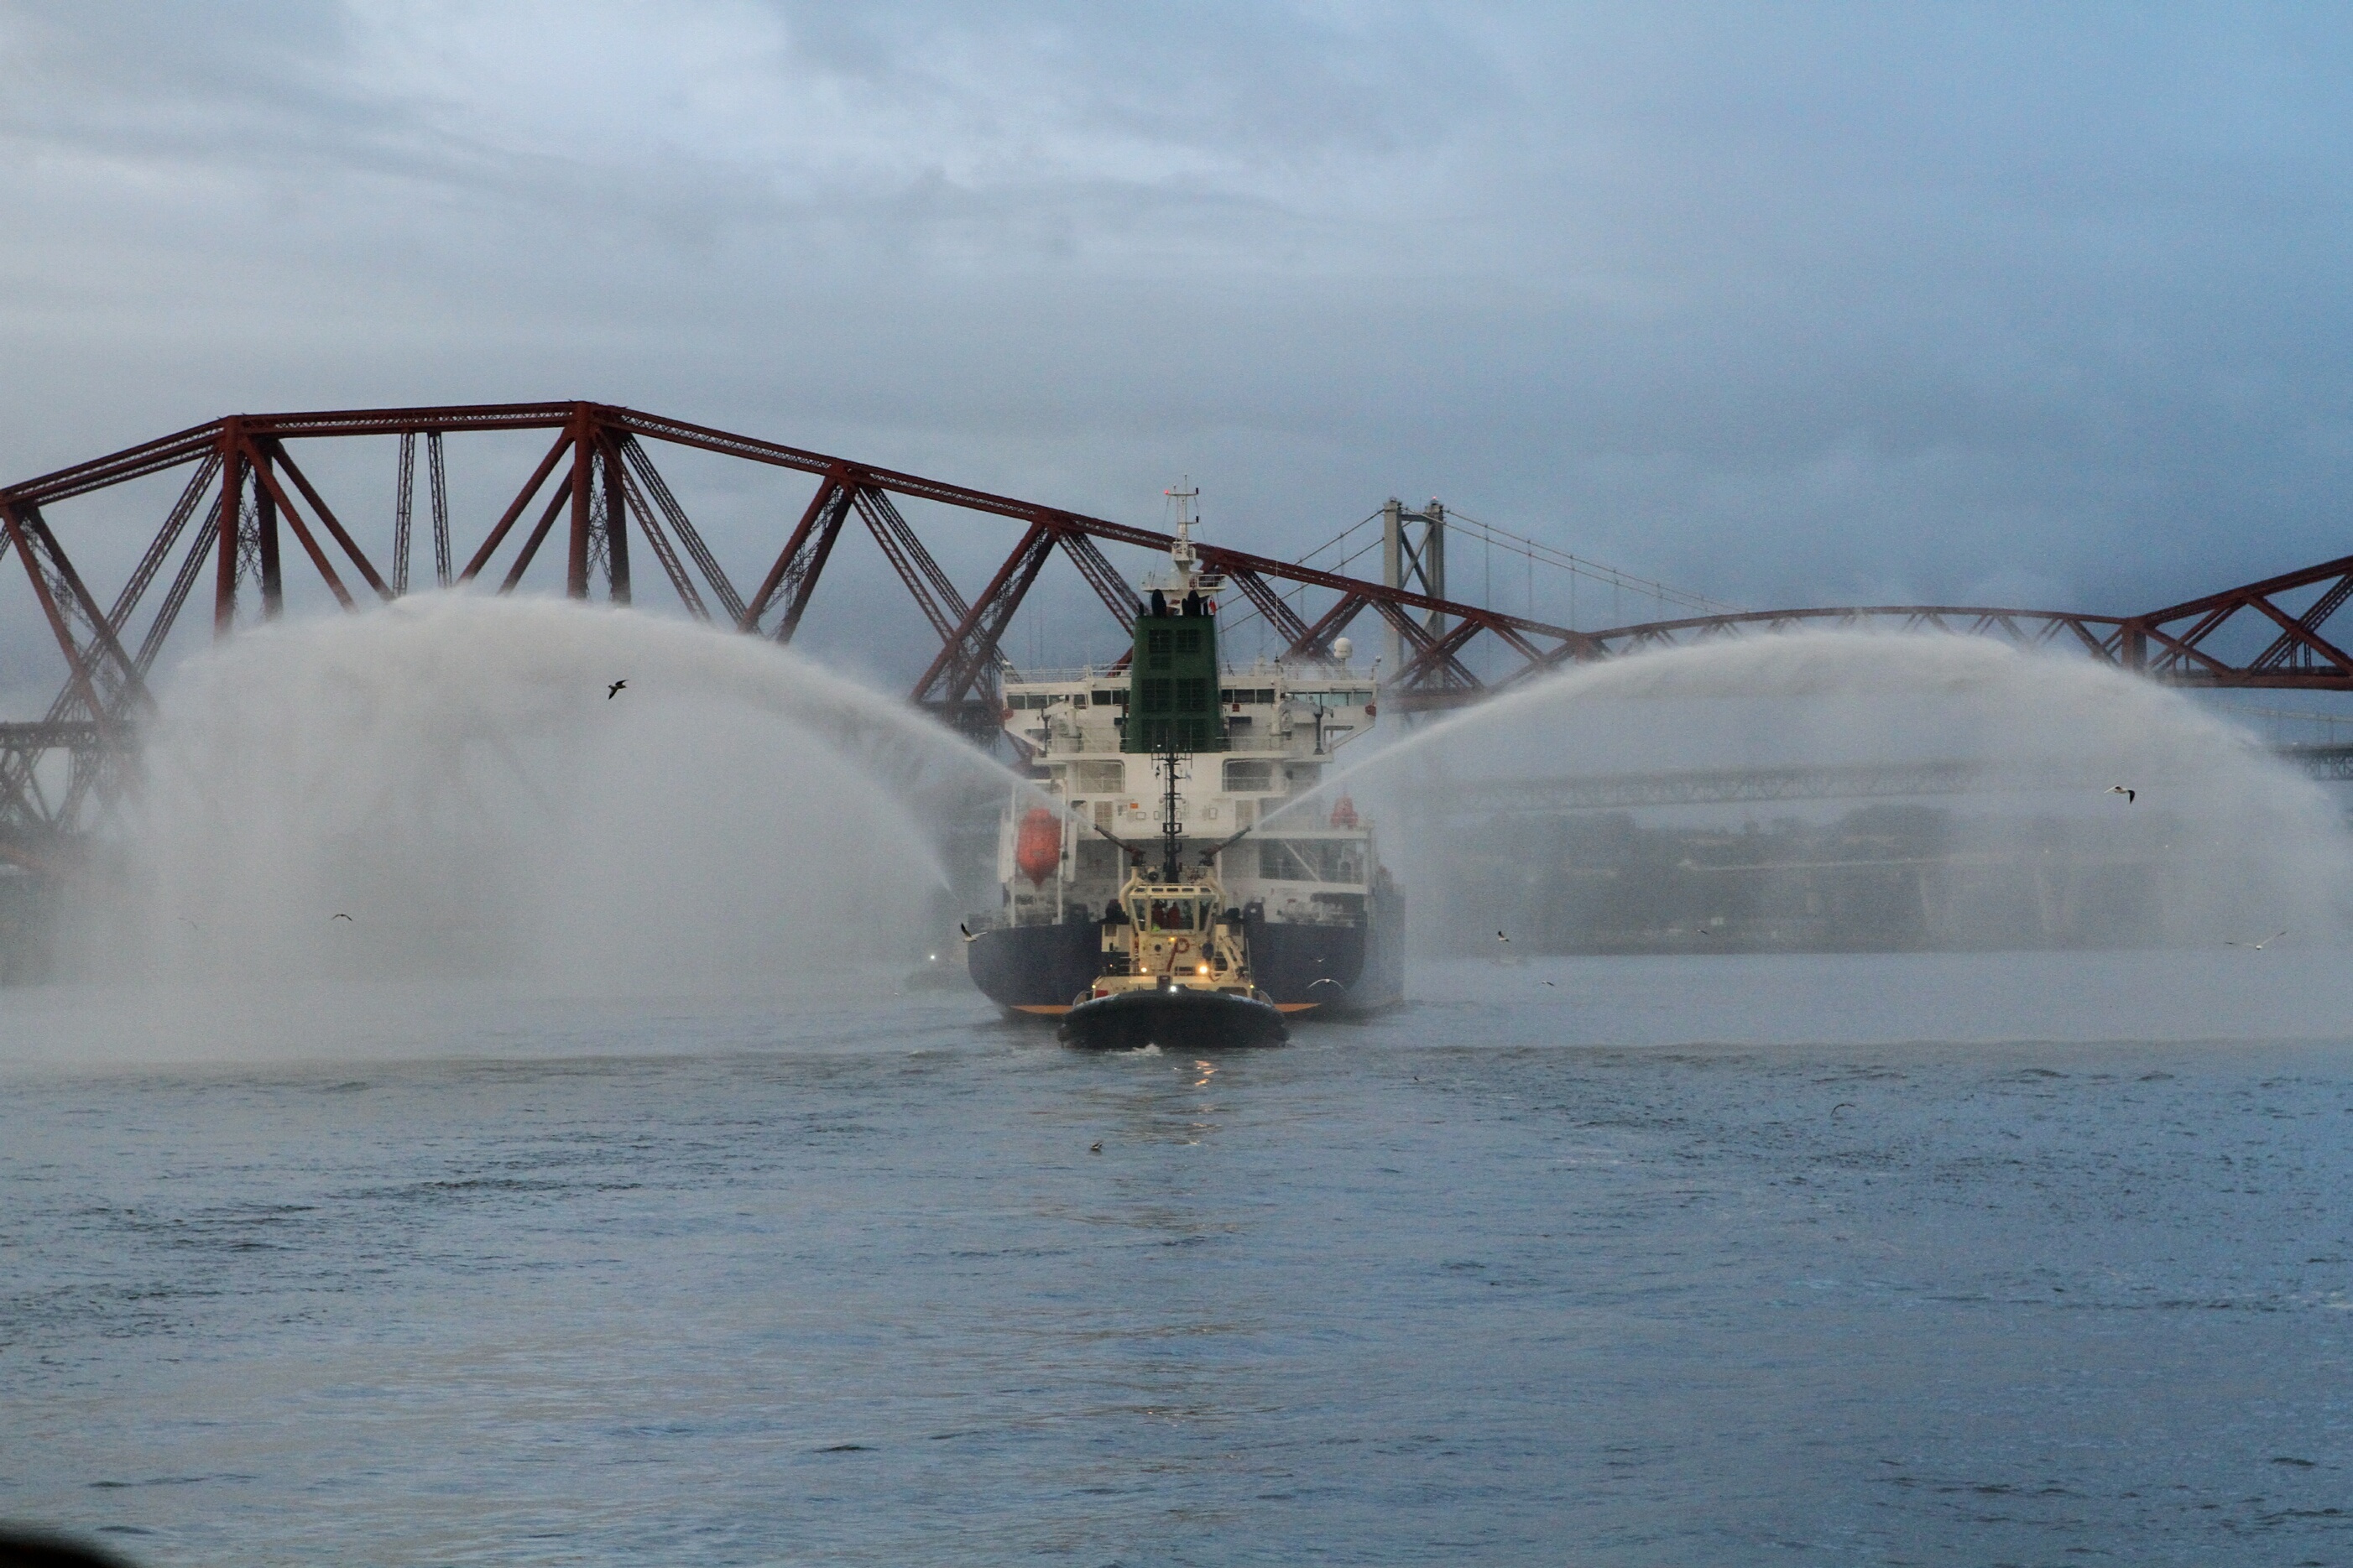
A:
5;956;2353;1566
8;605;2353;1564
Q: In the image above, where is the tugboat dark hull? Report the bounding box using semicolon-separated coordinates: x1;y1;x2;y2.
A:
968;881;1404;1016
1057;987;1290;1050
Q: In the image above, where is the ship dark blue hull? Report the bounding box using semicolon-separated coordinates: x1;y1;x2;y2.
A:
967;919;1100;1013
967;882;1404;1016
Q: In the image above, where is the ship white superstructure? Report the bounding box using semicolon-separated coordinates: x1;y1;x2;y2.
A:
994;658;1383;928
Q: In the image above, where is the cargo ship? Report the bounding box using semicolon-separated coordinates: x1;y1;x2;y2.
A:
964;490;1405;1020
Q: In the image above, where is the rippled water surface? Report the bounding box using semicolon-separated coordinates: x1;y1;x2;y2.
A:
7;954;2353;1565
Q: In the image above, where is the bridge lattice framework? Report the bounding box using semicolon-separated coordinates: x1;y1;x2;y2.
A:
4;399;2350;857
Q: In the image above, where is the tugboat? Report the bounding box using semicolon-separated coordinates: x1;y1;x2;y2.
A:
964;487;1405;1022
1057;742;1288;1050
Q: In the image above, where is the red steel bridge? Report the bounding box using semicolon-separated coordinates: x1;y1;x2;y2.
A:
6;399;2353;858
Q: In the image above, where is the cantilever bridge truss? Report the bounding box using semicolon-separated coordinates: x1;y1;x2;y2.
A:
6;398;2353;859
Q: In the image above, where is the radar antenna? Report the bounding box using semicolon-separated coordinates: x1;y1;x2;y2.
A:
1165;478;1200;583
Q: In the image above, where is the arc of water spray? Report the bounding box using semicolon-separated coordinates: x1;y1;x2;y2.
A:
1208;656;1599;846
1223;627;2237;843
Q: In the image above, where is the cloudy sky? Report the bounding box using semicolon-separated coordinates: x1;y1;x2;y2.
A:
2;2;2349;680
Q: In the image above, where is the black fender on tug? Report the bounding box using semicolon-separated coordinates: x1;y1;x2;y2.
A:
1057;984;1290;1050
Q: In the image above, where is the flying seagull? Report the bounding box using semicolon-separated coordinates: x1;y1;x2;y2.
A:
331;913;352;921
1496;930;1510;944
1089;1141;1103;1154
607;680;628;700
2227;930;2288;949
1831;1102;1858;1116
2108;784;2136;803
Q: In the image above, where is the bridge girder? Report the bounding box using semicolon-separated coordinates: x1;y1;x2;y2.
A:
4;399;2352;850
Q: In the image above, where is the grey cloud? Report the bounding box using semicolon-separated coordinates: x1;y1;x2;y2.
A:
0;0;2350;694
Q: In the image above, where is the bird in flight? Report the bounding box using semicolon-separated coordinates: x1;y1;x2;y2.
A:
2107;784;2136;803
1496;930;1510;944
2227;930;2288;949
331;913;352;922
607;680;628;700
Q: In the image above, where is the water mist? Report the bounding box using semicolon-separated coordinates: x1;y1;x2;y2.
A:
78;595;1015;994
1309;632;2353;954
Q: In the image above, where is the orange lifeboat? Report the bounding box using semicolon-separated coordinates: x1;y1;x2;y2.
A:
1015;807;1062;886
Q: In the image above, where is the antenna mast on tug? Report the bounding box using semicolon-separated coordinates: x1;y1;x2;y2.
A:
1158;741;1185;882
1156;480;1203;883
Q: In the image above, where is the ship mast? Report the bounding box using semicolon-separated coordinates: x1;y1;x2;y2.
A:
1165;480;1199;589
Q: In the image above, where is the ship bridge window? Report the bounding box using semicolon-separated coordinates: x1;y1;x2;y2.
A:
1093;689;1127;707
1223;758;1277;792
1219;687;1277;706
1074;760;1124;793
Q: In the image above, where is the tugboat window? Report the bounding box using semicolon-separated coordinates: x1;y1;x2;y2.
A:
1146;899;1204;931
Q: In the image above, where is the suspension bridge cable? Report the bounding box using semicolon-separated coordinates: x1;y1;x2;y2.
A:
1214;502;1737;651
1440;508;1739;617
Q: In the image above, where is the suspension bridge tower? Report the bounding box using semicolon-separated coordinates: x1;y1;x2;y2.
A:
1381;497;1448;675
